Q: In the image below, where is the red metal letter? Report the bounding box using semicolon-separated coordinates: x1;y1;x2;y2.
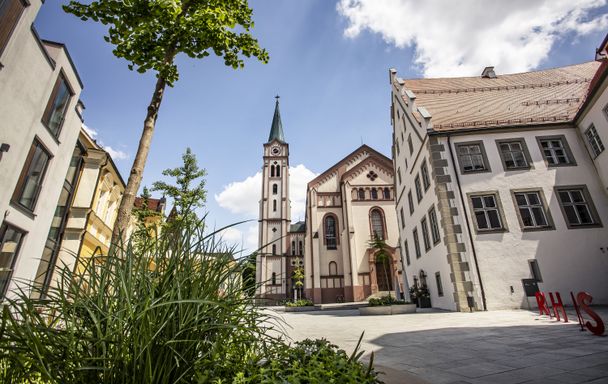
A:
535;292;552;317
570;291;585;331
549;292;568;323
576;292;605;336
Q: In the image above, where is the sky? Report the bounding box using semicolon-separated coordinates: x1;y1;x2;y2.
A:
35;0;608;253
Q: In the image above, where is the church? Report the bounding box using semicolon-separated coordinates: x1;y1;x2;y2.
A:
256;98;403;304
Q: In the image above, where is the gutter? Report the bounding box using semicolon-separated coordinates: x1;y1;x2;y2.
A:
446;135;487;311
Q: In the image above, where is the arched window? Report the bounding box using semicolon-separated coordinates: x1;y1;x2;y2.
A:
272;184;278;195
298;240;303;255
276;165;280;177
291;240;296;255
273;200;277;212
324;215;338;250
371;188;378;200
272;244;277;255
383;187;390;200
370;208;386;240
358;188;365;200
270;165;275;177
329;261;338;275
271;272;277;285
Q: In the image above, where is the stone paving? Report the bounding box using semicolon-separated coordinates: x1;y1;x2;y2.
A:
271;307;608;384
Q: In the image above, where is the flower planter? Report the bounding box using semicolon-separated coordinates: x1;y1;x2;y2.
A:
359;306;392;316
390;303;417;314
284;306;316;312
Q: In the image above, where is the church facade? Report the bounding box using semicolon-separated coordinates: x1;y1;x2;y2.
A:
303;145;403;304
256;99;403;304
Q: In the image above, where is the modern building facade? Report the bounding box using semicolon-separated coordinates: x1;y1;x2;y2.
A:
390;59;608;311
304;145;403;304
0;0;85;299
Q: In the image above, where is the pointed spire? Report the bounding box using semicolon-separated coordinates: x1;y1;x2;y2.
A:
268;95;285;143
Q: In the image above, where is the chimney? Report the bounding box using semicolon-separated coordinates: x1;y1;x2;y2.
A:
481;66;497;79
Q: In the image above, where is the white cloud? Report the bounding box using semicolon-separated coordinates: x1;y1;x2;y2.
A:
82;123;129;161
217;224;260;255
337;0;608;77
103;145;129;161
214;164;317;221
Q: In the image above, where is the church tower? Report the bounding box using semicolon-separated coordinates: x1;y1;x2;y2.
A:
257;97;291;300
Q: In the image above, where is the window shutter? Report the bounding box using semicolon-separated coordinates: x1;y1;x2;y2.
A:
0;0;27;57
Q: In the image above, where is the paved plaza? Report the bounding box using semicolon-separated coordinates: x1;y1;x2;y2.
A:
271;307;608;384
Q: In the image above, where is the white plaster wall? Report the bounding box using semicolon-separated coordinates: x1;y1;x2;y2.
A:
449;127;608;309
577;75;608;194
0;2;84;299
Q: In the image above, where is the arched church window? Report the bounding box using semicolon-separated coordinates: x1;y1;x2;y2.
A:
383;187;390;199
272;244;276;255
371;188;378;200
270;165;275;177
276;165;280;177
358;188;365;200
273;200;277;212
299;240;303;255
329;261;338;275
271;272;277;285
291;240;295;255
324;215;338;250
272;184;278;195
370;208;386;240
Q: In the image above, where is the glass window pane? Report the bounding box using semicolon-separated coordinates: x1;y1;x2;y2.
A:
558;192;572;203
563;205;579;225
571;191;584;203
527;193;540;206
576;205;593;224
472;197;483;209
515;194;527;206
487;210;501;228
484;196;496;208
531;207;547;226
520;208;534;227
475;212;488;229
470;145;481;154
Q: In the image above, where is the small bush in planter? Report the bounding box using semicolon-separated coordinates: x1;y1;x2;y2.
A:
368;295;408;306
285;299;314;307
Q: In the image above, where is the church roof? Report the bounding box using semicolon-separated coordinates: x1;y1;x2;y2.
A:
289;221;306;233
401;61;600;132
268;98;285;143
308;144;393;189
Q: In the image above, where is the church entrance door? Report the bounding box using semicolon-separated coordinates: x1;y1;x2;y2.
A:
375;259;393;291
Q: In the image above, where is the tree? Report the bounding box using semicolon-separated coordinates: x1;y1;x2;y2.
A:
64;0;269;243
152;148;206;226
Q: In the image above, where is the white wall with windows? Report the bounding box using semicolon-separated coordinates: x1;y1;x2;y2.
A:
447;127;608;308
0;0;84;300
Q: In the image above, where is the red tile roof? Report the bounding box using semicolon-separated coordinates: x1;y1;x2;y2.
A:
133;197;165;213
401;61;600;132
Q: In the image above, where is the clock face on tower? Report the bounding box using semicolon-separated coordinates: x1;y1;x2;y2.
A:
271;146;281;156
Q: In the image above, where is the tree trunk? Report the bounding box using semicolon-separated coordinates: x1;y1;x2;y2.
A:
111;74;168;245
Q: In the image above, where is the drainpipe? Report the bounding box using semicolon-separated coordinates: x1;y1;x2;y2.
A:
446;135;487;311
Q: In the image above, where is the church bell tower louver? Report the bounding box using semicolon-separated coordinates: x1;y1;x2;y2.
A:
256;97;291;300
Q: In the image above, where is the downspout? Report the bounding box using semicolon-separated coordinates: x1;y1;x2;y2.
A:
446;135;487;311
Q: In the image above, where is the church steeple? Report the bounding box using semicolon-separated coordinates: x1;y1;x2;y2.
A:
268;95;285;143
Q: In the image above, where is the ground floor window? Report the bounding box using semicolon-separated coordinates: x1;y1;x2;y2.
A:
0;223;26;298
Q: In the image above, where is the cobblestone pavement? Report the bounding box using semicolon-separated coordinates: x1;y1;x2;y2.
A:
271;307;608;384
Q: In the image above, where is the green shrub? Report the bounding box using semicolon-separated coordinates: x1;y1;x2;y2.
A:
284;299;314;307
368;295;408;307
0;217;382;383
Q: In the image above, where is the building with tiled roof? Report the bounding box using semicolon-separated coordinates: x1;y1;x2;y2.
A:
390;47;608;311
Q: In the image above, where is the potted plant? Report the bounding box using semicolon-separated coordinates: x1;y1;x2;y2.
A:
359;295;416;315
284;298;316;312
409;286;432;308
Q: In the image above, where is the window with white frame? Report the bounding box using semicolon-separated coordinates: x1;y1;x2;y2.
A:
408;190;414;215
456;142;489;173
421;217;431;251
555;186;601;228
538;136;575;166
513;191;551;230
470;193;504;231
421;159;431;190
414;174;423;202
413;228;421;259
585;124;605;158
404;239;410;265
428;206;440;245
497;139;530;170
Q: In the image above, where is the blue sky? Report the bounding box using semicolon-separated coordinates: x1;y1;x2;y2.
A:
35;0;608;251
